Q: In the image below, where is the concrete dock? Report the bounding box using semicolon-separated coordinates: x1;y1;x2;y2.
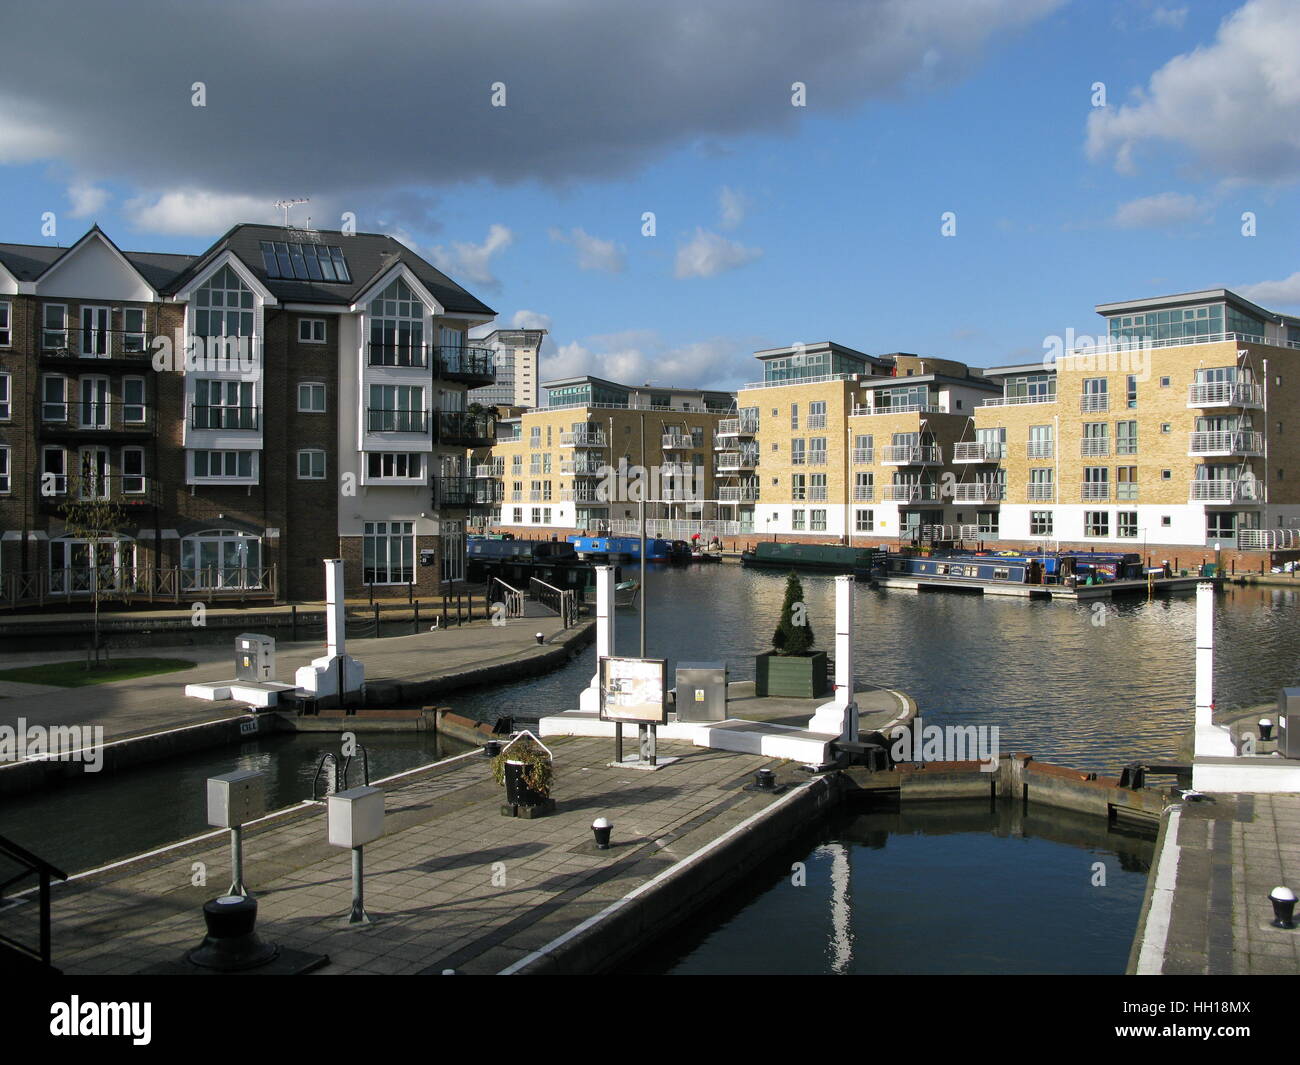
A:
1129;794;1300;975
34;737;823;975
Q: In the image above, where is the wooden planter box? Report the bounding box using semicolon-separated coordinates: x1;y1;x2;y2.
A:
754;650;828;699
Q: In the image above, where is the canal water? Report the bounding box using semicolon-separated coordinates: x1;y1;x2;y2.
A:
1;565;1295;971
618;800;1156;975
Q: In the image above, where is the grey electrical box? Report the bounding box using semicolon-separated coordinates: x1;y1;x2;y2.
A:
207;770;266;828
675;661;727;723
235;633;275;682
1279;688;1300;759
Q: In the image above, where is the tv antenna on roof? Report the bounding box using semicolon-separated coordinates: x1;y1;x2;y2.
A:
274;198;310;227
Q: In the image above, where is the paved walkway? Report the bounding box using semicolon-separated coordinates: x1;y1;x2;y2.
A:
0;616;575;749
38;737;788;975
1130;793;1300;974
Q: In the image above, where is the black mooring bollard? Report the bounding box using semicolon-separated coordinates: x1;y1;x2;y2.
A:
186;895;279;971
1270;886;1297;929
592;817;613;849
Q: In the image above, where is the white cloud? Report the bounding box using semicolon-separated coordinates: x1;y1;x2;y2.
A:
1150;6;1188;29
1237;271;1300;306
123;189;277;235
548;227;626;273
674;228;762;279
719;186;749;229
540;332;748;390
430;224;513;287
1087;0;1300;183
67;182;110;218
1110;191;1208;228
511;309;552;330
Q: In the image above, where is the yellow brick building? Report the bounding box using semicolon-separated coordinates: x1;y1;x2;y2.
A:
473;376;734;536
973;289;1300;551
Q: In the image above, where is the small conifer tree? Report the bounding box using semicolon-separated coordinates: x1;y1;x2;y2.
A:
771;571;815;656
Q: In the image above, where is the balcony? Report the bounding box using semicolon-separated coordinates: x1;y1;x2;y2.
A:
367;408;429;434
716;416;758;438
473;464;500;478
1188;430;1263;457
474;480;504;504
851;403;943;416
35;472;163;513
1080;394;1109;413
1026;483;1055;502
853;485;874;502
191;405;259;431
561;486;605;502
1081;483;1111;501
1080;438;1109;457
806;414;827;429
437;345;495;385
432;476;477;508
560;430;607;448
1189;479;1262;504
39;401;156;440
881;444;942;465
662;432;693;450
716;451;758;471
980;393;1056;408
38;327;158;368
437;410;496;446
560;459;606;477
807;451;828;465
883;483;939;503
852;448;873;464
718;485;760;502
1026;440;1054;460
952;483;1005;503
953;442;1003;463
367;342;429;369
1187;380;1264;409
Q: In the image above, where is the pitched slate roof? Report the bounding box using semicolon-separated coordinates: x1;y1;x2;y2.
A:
0;223;494;318
163;223;495;316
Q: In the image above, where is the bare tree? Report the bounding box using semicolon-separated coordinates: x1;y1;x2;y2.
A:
58;494;127;668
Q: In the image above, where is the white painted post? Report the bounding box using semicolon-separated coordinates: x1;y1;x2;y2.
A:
1193;580;1234;759
808;574;858;743
325;558;345;659
579;565;614;714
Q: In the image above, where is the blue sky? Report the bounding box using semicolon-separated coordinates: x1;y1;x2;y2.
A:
1;0;1297;388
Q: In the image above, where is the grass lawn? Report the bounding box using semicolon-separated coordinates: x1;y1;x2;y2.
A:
0;658;197;688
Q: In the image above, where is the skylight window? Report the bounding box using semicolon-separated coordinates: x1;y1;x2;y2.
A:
259;240;351;283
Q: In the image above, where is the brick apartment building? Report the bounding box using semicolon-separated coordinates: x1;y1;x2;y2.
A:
0;222;496;607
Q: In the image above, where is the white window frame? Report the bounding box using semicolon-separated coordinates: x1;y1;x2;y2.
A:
297;449;327;480
0;445;9;494
298;318;327;344
123;307;147;353
0;300;10;347
297;381;327;413
41;446;67;497
0;372;9;420
189;450;258;484
366;452;424;480
121;447;146;495
42;304;67;350
42;375;68;421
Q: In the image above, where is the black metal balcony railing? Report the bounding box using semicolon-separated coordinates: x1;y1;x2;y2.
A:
432;476;477;508
38;400;155;436
436;409;496;445
367;342;429;368
367;408;429;433
39;327;155;362
190;405;259;430
34;472;163;509
436;345;495;382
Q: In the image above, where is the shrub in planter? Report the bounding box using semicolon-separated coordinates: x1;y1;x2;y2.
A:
491;731;554;807
755;572;829;698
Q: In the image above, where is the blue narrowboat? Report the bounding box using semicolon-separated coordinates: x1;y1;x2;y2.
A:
567;535;678;562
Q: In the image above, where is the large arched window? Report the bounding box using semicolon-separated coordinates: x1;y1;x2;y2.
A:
368;278;425;366
181;529;262;590
194;266;254;338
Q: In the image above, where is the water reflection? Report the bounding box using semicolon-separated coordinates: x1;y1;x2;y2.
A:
621;799;1156;975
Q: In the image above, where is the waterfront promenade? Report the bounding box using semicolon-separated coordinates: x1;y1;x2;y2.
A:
1130;792;1300;975
0;616;584;747
38;737;808;975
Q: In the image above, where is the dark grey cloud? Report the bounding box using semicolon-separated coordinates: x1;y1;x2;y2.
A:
0;0;1062;235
